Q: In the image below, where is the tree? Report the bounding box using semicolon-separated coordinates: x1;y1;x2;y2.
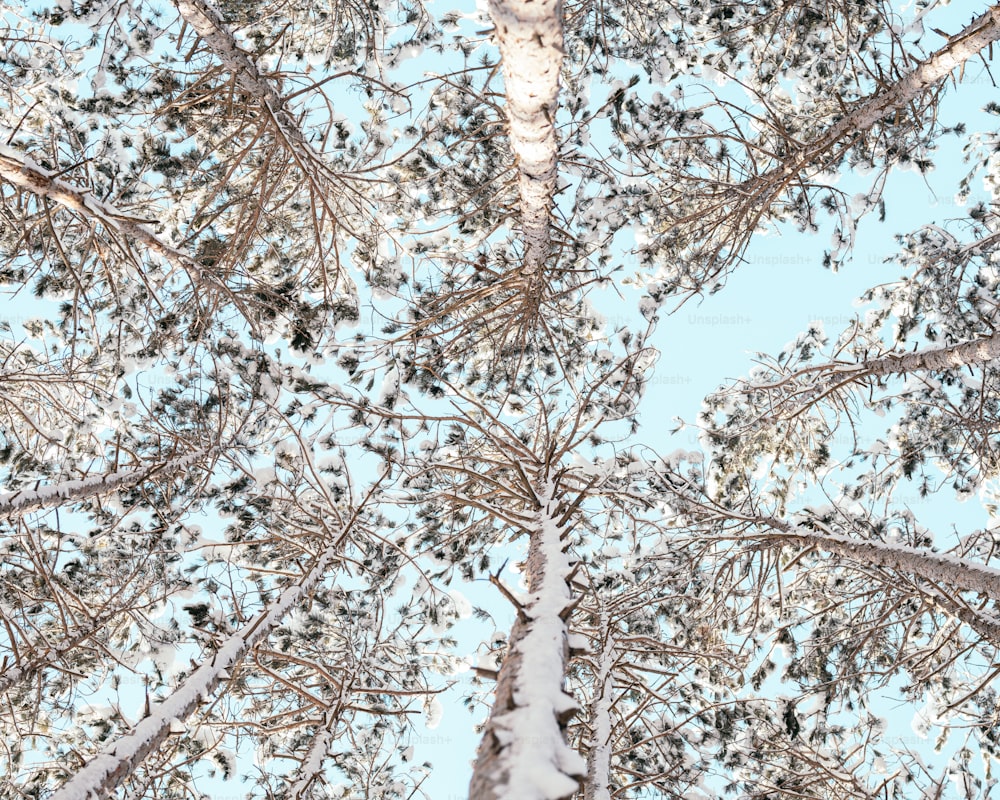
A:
3;0;1000;798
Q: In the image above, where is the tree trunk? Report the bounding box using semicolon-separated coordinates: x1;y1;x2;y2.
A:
171;0;338;179
0;447;214;519
583;605;615;800
488;0;564;276
48;518;351;800
760;517;1000;597
757;517;1000;644
858;329;1000;377
742;328;1000;405
172;0;289;115
468;481;585;800
722;5;1000;229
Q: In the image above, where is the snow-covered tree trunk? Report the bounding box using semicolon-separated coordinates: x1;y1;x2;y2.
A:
754;517;1000;643
740;329;1000;404
761;518;1000;598
468;481;585;800
0;447;214;519
935;597;1000;647
488;0;563;276
583;606;615;800
172;0;292;118
48;520;349;800
171;0;344;187
857;329;1000;376
732;5;1000;215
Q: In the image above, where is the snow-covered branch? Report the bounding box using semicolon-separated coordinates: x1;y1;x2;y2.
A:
286;724;335;798
171;0;338;180
0;448;214;519
0;147;164;252
469;481;585;800
0;609;119;696
722;326;1000;436
856;329;1000;377
754;515;1000;645
759;516;1000;599
488;0;564;275
0;145;248;317
48;517;351;800
721;5;1000;236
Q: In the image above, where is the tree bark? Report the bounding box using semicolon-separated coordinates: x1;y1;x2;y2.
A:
756;516;1000;644
583;605;615;800
48;518;353;800
468;481;584;800
720;5;1000;232
0;448;213;519
488;0;564;276
855;330;1000;377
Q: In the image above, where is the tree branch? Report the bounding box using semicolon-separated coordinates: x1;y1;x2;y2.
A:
0;447;216;520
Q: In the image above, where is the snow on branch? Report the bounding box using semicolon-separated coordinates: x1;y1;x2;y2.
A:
729;328;1000;428
0;145;250;319
751;515;1000;646
469;481;585;800
48;517;351;800
758;516;1000;604
171;0;327;165
488;0;564;275
854;329;1000;377
0;448;215;520
285;709;338;799
708;4;1000;253
759;517;1000;601
0;609;119;695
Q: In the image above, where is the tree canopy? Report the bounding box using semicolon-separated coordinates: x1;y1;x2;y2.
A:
3;0;1000;798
